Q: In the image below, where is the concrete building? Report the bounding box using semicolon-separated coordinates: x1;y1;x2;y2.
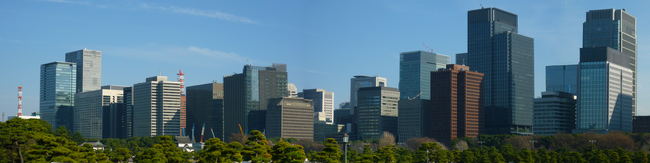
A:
546;65;579;95
266;97;314;140
65;49;101;93
464;7;535;135
633;116;650;133
356;87;399;141
40;62;76;131
300;89;334;124
584;9;636;115
288;83;298;98
74;85;126;139
186;82;225;141
398;50;449;142
334;108;350;124
223;64;288;137
133;76;182;137
350;76;386;114
430;64;484;145
533;91;577;135
574;47;633;134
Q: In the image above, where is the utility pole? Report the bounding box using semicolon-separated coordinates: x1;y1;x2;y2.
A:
589;140;597;146
529;139;537;151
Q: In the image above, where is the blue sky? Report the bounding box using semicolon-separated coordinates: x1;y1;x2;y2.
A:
1;0;650;117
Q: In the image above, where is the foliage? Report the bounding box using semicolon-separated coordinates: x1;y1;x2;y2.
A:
378;131;396;148
199;137;243;163
270;140;306;163
310;138;342;163
242;130;272;163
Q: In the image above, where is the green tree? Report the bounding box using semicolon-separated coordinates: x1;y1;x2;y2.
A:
500;144;521;162
54;126;69;139
135;144;167;163
200;137;244;163
270;140;306;163
0;118;48;163
459;151;475;163
517;148;534;163
394;147;412;163
486;146;506;163
311;138;342;163
375;145;396;163
111;148;132;163
616;147;633;163
357;145;378;163
242;130;271;163
71;131;86;145
633;151;648;163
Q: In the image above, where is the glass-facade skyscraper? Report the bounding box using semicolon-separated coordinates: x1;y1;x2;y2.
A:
574;47;633;134
223;64;288;137
583;9;636;115
399;51;450;100
65;49;102;93
546;65;578;95
40;62;76;131
465;8;535;135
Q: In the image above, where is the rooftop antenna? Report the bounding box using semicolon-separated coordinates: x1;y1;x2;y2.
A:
159;71;162;76
480;4;484;9
17;84;23;116
177;69;185;95
423;44;434;53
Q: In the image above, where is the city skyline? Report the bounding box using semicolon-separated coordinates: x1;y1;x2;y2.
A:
3;0;650;117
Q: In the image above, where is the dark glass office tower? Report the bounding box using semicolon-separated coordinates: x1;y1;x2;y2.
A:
40;62;76;131
583;9;636;115
546;65;578;95
466;8;534;135
223;64;288;137
186;82;225;141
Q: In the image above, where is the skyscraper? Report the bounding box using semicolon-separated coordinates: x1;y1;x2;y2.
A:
186;82;225;141
533;91;576;136
122;87;133;138
300;89;334;124
356;86;399;140
132;76;181;137
223;64;288;137
74;85;126;139
65;49;101;93
40;62;76;131
350;76;386;114
398;50;449;142
266;97;314;140
288;83;298;98
465;7;534;135
583;9;636;115
430;64;484;144
546;65;578;94
574;47;633;134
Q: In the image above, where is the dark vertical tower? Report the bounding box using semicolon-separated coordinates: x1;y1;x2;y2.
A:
466;8;534;135
223;64;288;137
583;9;636;115
186;82;225;141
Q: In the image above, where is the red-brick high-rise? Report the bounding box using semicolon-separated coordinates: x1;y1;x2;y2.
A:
430;64;484;145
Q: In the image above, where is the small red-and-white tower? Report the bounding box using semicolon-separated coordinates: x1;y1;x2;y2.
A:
18;85;22;116
177;69;185;95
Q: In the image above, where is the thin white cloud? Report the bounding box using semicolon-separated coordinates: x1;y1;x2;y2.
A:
166;6;259;24
107;45;249;66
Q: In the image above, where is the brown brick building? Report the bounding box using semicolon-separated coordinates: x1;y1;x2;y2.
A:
430;64;484;145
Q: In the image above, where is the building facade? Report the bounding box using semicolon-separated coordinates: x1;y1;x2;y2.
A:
74;85;126;139
300;89;334;124
533;91;576;136
266;97;314;140
574;47;633;134
122;87;133;138
223;64;289;137
465;7;534;135
288;83;298;97
633;116;650;133
356;87;399;140
430;64;484;144
546;65;578;95
350;76;387;114
397;99;430;143
65;49;101;93
133;76;182;137
40;62;76;131
186;82;225;141
584;9;637;116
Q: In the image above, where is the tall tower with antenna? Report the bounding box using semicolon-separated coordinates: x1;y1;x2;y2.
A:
178;69;187;136
18;85;23;116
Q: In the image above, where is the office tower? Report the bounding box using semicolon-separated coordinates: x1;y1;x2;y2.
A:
223;64;288;137
122;87;133;138
334;108;350;124
266;97;314;140
430;64;484;144
339;101;351;110
301;89;334;124
465;7;534;135
101;85;127;139
456;53;468;65
533;91;576;136
350;76;387;114
546;65;578;95
65;49;101;93
132;76;181;137
74;85;125;139
356;87;399;140
288;83;298;97
186;82;225;141
574;47;633;134
584;9;636;115
397;50;449;142
40;62;76;131
633;116;650;133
